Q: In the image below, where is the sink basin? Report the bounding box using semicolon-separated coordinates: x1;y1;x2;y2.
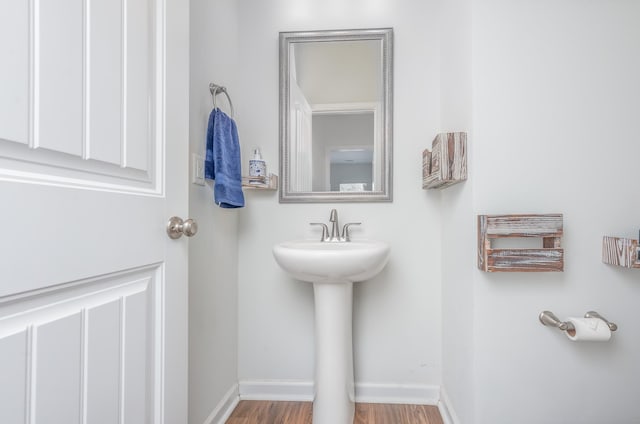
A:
272;239;390;283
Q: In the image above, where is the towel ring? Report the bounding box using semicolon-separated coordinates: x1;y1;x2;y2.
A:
209;83;235;118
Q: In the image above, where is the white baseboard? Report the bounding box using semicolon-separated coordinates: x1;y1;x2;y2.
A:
438;388;460;424
355;382;439;405
202;383;240;424
238;380;440;405
239;380;314;401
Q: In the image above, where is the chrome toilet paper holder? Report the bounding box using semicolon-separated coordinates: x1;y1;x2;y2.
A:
539;310;618;332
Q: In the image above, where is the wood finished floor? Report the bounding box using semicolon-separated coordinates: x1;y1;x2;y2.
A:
226;400;444;424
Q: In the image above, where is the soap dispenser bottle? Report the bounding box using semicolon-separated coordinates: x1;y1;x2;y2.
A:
249;148;266;183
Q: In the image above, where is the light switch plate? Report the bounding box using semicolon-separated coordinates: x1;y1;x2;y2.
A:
192;154;205;185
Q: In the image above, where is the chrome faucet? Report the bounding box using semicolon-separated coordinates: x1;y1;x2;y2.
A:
329;209;340;242
310;209;361;242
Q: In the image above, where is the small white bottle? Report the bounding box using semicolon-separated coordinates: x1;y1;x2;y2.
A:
249;148;266;184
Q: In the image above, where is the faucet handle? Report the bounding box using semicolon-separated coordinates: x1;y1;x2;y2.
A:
341;222;361;242
310;223;329;242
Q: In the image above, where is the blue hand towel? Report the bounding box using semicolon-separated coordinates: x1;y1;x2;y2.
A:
204;108;245;208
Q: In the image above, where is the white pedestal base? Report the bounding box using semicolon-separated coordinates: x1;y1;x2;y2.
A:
312;281;355;424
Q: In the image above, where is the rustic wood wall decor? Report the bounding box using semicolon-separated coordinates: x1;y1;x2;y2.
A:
602;236;640;269
478;214;564;272
422;132;467;189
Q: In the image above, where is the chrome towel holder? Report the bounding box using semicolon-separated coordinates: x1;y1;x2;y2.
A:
539;310;618;332
209;83;235;118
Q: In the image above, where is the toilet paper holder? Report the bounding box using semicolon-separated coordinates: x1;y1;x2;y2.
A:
539;310;618;332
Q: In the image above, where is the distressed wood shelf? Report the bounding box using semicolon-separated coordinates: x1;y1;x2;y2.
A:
602;236;640;268
478;214;564;272
242;174;278;190
422;132;467;189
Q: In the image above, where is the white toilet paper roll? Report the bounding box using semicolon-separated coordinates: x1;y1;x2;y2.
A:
565;317;611;341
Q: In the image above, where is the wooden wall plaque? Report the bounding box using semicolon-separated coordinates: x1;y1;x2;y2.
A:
478;214;564;272
602;236;640;269
423;132;467;189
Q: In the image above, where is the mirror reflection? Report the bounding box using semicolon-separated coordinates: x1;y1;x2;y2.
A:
279;29;393;203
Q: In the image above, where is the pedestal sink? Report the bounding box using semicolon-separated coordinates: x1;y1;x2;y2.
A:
272;239;391;424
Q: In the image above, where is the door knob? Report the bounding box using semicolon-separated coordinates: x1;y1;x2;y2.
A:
166;216;198;239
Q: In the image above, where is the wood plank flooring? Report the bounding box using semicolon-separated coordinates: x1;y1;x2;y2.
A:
226;400;444;424
354;403;444;424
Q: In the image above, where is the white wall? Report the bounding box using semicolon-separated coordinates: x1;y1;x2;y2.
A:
189;1;240;423
470;1;640;423
235;0;443;399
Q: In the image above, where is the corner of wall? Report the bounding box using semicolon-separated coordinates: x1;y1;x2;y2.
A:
188;1;241;423
438;0;475;422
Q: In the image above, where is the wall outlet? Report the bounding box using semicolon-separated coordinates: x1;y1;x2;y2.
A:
192;154;205;186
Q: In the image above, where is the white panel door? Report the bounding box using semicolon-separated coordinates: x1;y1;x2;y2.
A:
0;0;188;422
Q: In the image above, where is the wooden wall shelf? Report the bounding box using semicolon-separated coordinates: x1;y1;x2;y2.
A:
602;236;640;268
422;132;467;190
478;214;564;272
242;174;278;190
